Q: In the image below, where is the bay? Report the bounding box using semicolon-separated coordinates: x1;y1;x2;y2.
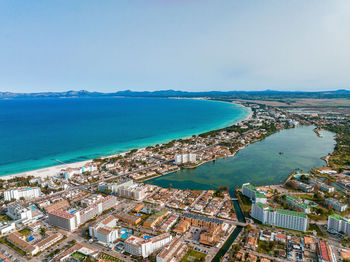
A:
0;97;249;176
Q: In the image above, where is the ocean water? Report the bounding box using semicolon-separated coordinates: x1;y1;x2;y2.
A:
150;126;336;191
0;97;249;176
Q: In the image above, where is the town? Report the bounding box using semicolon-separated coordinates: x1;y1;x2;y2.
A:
0;101;349;262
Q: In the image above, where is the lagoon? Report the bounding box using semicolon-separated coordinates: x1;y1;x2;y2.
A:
150;126;336;190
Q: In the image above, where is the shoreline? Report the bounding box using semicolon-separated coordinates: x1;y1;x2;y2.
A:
0;99;252;181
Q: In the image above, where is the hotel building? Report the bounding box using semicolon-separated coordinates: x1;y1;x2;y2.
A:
89;215;119;244
282;194;311;213
251;203;308;232
175;153;196;164
6;202;32;221
48;195;117;231
327;214;350;235
125;233;172;258
4;187;41;201
242;183;267;203
325;198;348;212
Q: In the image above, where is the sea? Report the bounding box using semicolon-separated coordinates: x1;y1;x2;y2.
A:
0;97;249;176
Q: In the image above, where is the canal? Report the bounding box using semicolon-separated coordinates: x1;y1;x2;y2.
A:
211;191;246;262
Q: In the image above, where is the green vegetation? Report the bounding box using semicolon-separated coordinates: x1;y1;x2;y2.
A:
320;119;350;170
236;191;252;216
257;240;276;255
71;251;86;261
308;224;326;237
0;214;11;222
0;237;26;256
19;227;31;236
99;253;123;262
181;249;206;262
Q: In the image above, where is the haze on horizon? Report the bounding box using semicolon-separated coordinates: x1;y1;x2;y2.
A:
1;0;350;93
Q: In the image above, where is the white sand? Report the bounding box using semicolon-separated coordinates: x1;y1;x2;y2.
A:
2;100;252;181
1;160;91;180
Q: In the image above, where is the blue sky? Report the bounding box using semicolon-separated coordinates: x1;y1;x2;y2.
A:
0;0;350;92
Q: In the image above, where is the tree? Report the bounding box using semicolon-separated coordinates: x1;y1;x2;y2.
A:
40;227;46;236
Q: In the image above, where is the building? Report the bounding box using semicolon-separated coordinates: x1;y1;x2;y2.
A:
173;219;191;234
282;194;311;213
48;196;117;231
143;210;169;229
53;243;99;261
327;214;350;235
98;179;134;193
242;183;267;203
115;212;142;225
48;210;80;231
6;231;62;256
159;214;179;232
89;215;119;244
45;199;70;213
317;241;336;262
156;237;188;262
175;153;196;165
81;194;104;207
6;202;32;221
325;198;348;212
308;178;335;193
0;222;15;234
251;203;308;232
99;180;147;200
117;184;147;201
4;187;41;201
288;180;314;192
125;233;172;258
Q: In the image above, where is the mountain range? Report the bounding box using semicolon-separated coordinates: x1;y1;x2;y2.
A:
0;89;350;99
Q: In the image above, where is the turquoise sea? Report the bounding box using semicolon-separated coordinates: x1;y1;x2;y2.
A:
150;126;336;190
0;97;249;176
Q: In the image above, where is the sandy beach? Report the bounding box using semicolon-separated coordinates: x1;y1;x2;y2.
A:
0;100;252;181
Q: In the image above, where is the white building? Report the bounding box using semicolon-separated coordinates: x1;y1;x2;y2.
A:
156;237;187;262
6;202;33;221
117;184;147;201
0;222;15;234
327;214;350;235
4;187;41;201
89;215;119;244
241;183;267;204
48;196;117;231
99;180;147;200
125;233;172;258
175;153;196;165
48;210;81;232
251;203;308;232
325;198;348;212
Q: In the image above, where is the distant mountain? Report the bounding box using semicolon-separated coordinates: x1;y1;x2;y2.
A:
0;89;349;99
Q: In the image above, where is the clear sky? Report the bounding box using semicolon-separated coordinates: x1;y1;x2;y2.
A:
1;0;350;93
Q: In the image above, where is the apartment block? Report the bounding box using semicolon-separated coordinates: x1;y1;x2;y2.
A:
156;237;188;262
327;214;350;235
89;215;119;244
251;203;308;232
6;202;32;221
242;183;267;203
125;233;172;258
282;194;311;213
4;187;41;201
325;198;348;212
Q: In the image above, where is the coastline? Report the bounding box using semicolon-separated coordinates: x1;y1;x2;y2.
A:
0;99;251;180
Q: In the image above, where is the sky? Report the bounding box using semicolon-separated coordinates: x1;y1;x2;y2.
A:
0;0;350;93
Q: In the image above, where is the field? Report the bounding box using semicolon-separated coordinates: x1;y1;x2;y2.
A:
181;249;206;262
